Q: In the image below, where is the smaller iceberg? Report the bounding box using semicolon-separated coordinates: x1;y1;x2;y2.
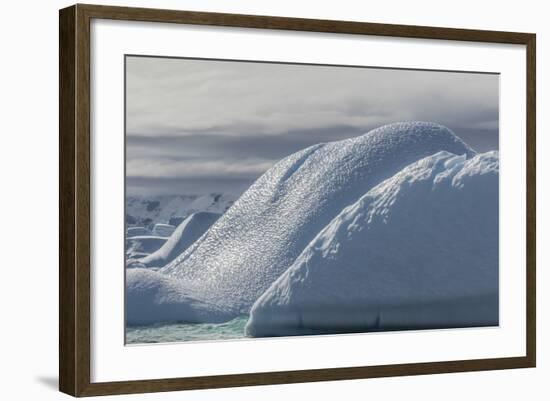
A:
139;212;220;268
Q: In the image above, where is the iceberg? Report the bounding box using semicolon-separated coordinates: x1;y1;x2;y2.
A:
245;151;499;337
159;122;475;316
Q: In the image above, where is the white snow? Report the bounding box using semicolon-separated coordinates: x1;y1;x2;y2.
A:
152;223;176;237
139;212;220;268
245;151;499;337
158;122;476;317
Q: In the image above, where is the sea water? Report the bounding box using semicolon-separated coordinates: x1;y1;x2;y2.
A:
126;316;249;344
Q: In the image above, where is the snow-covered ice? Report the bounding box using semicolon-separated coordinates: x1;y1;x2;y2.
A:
139;212;220;268
158;122;476;317
245;151;499;337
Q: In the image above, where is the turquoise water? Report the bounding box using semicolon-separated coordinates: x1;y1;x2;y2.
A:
126;316;249;344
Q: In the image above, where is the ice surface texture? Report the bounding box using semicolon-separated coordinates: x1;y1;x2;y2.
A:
159;122;475;315
245;151;499;337
139;212;220;268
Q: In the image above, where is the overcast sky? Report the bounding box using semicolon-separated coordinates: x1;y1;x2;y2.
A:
126;56;499;196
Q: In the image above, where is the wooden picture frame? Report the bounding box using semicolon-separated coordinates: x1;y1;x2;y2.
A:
59;3;536;397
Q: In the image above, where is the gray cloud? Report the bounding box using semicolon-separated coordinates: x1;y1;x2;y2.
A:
126;56;499;195
126;176;254;196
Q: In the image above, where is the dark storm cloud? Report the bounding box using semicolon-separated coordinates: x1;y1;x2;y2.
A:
126;56;499;195
126;125;365;161
126;176;253;196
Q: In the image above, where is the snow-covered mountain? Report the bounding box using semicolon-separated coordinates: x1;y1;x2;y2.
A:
246;151;499;337
127;122;483;326
126;193;235;227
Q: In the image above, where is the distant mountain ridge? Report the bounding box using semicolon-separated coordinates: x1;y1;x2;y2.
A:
126;193;236;227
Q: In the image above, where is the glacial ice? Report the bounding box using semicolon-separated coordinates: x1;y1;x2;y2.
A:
159;122;475;315
245;151;499;337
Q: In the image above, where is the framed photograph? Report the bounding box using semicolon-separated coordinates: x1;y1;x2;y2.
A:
59;4;536;397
